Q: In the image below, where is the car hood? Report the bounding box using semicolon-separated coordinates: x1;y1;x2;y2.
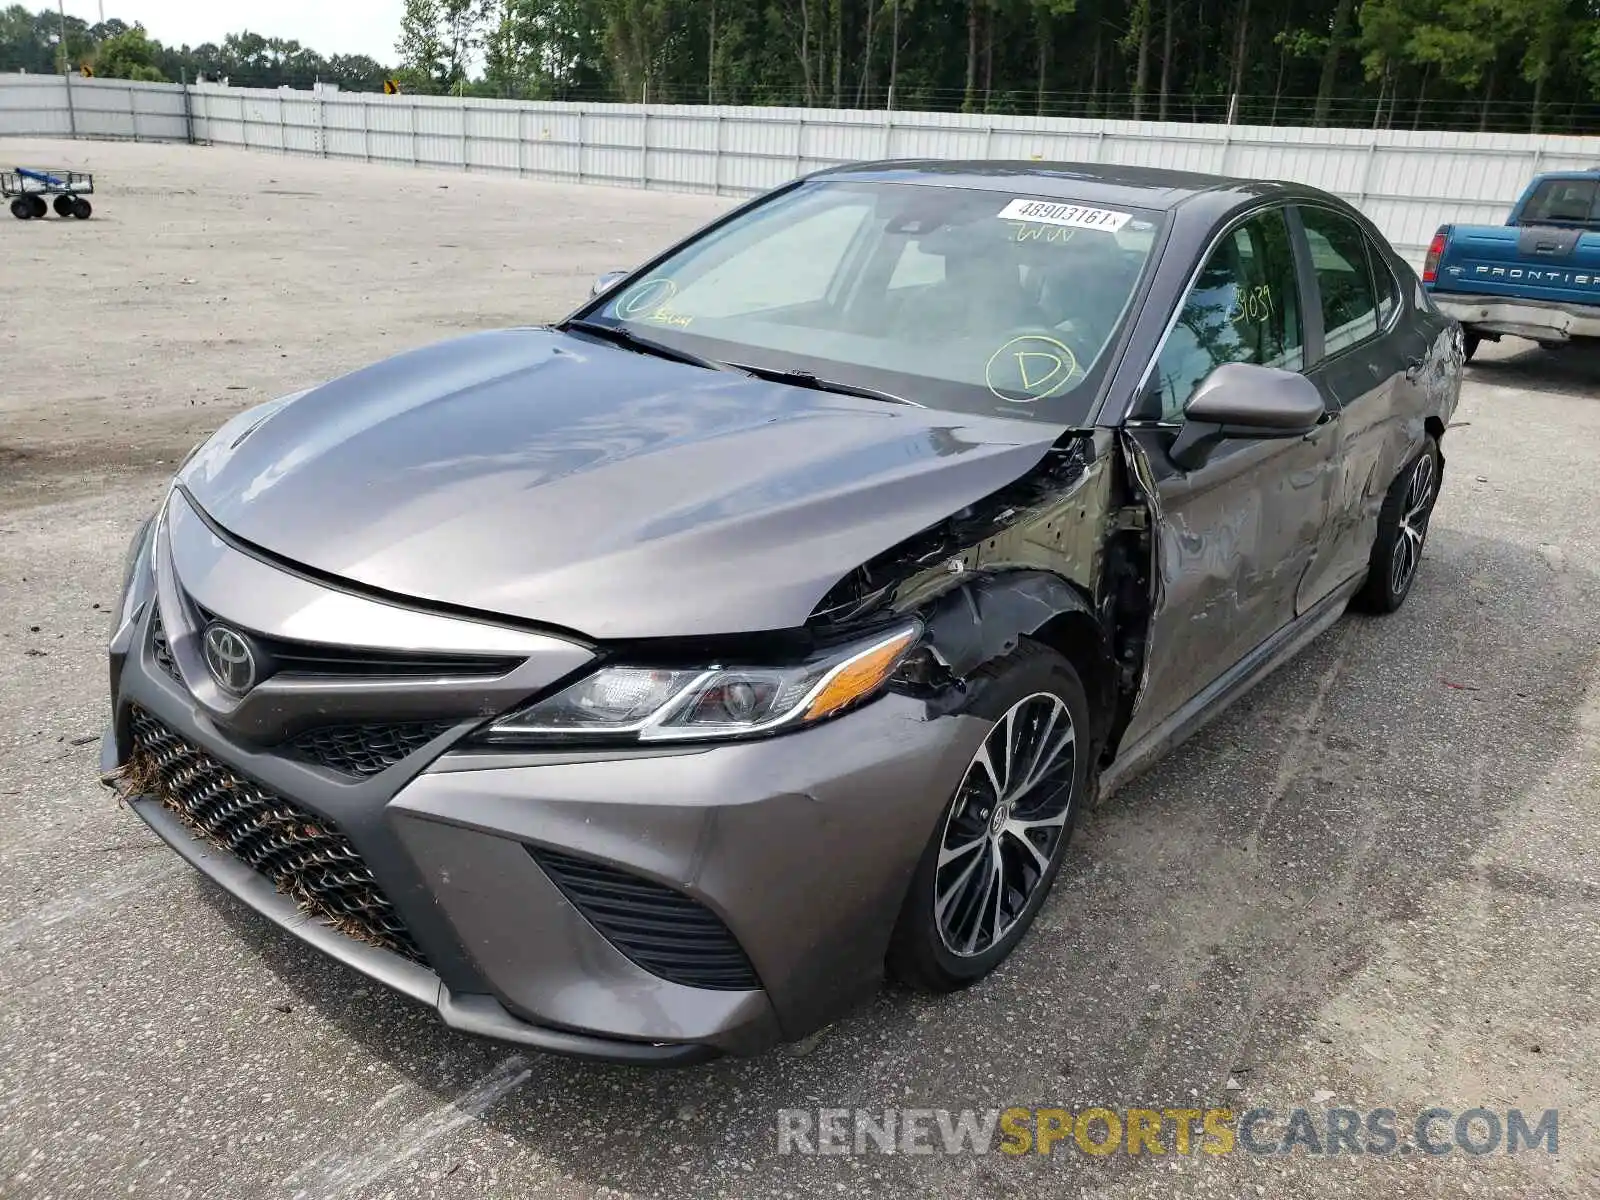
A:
182;328;1062;639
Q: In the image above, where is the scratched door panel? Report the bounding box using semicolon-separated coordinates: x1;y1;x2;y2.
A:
1121;429;1333;745
1295;206;1435;611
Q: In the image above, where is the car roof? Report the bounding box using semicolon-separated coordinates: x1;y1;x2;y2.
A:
807;159;1314;215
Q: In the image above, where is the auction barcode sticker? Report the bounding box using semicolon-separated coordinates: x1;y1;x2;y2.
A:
997;198;1132;232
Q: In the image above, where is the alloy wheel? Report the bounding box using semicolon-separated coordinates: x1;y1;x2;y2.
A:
1390;452;1437;596
934;692;1077;958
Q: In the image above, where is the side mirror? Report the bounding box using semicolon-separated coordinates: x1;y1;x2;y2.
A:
1169;362;1325;470
590;270;630;299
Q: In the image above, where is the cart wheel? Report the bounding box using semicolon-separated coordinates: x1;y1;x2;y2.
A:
53;194;74;217
28;194;47;219
10;197;32;220
70;197;92;220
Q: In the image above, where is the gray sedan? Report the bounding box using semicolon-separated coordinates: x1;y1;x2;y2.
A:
104;161;1463;1062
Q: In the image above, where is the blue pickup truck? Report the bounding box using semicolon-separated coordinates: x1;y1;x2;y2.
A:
1422;168;1600;361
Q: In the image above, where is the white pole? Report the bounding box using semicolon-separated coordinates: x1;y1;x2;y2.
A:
58;0;76;137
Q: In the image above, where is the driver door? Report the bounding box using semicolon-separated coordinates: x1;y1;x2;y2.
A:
1119;205;1340;746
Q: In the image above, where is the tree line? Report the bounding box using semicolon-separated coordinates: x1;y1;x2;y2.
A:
0;6;390;92
4;1;1598;133
395;0;1600;133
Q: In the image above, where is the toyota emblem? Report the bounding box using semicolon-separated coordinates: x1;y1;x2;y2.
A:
203;623;257;695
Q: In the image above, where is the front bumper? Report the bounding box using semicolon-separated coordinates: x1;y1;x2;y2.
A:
123;793;719;1064
1430;292;1600;342
108;594;985;1060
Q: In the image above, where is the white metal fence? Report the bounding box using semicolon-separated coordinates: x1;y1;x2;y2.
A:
6;71;1600;261
0;73;190;142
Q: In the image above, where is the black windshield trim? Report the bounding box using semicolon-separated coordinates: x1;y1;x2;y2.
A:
558;319;732;373
730;363;922;407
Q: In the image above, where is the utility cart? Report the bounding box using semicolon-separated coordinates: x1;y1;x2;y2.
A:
3;168;94;220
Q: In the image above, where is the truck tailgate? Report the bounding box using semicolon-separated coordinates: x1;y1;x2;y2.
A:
1435;225;1600;307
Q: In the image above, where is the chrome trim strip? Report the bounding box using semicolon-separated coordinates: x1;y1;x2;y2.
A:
153;489;597;740
165;489;581;657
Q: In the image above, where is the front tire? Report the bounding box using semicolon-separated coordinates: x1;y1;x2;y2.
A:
1353;437;1441;614
888;640;1092;992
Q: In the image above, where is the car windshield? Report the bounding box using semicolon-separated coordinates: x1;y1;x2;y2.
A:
577;180;1162;423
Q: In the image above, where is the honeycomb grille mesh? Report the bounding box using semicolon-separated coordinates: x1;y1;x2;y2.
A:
126;708;424;963
287;723;453;778
529;847;760;991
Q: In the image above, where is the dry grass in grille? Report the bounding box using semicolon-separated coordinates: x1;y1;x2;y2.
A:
117;722;422;961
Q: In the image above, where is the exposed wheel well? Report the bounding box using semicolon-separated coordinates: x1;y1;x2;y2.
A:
1425;415;1445;444
1027;608;1117;756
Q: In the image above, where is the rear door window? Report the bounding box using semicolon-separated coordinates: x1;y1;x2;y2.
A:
1300;207;1379;355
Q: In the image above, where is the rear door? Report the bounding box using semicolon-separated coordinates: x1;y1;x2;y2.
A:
1436;176;1600;305
1294;204;1425;612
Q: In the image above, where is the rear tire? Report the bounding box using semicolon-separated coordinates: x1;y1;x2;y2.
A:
1352;437;1442;614
887;640;1092;992
52;194;73;217
70;197;92;220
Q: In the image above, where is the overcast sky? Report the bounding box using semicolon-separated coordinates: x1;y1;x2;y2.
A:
61;0;408;61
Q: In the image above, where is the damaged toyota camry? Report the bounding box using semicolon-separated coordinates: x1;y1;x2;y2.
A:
105;161;1462;1063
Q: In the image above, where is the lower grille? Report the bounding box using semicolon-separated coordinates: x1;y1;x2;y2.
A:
126;708;424;963
529;847;760;991
286;722;453;778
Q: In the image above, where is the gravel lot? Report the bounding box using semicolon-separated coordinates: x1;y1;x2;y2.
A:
2;139;1597;1200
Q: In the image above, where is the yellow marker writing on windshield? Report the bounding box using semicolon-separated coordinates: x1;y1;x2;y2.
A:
984;335;1080;402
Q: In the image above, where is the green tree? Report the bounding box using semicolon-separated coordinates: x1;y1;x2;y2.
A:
397;0;450;90
0;5;53;72
1494;0;1584;131
396;0;486;93
91;22;164;80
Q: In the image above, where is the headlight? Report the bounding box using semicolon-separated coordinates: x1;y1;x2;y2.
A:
484;624;921;744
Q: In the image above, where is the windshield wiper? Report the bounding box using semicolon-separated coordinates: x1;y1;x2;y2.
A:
560;318;731;373
732;363;922;408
